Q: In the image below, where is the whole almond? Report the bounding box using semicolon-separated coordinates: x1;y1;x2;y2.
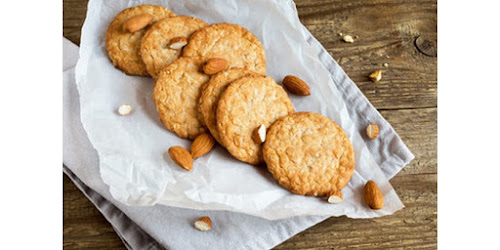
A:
169;37;188;50
282;75;311;96
123;13;152;33
190;133;215;159
251;124;266;144
194;216;212;231
203;58;228;75
366;123;379;140
168;146;193;171
327;190;343;204
363;180;384;209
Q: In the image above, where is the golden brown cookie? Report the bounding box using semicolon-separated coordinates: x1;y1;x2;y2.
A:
153;57;209;139
182;23;266;75
198;68;258;145
140;16;207;79
105;5;175;76
263;112;355;196
217;76;294;165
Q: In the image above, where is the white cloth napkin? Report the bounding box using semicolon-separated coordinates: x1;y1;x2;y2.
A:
63;2;413;246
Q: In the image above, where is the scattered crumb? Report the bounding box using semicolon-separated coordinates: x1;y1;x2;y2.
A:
342;35;354;43
338;32;343;36
354;35;359;39
368;70;382;82
383;63;389;67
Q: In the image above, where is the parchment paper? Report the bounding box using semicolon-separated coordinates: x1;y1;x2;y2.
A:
75;0;405;220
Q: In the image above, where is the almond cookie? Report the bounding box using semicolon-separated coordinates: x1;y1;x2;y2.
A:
153;57;209;139
105;5;175;76
217;76;294;165
198;68;258;145
140;16;207;79
263;112;355;196
182;23;266;75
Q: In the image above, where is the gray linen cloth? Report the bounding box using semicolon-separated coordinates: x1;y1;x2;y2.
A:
63;14;413;248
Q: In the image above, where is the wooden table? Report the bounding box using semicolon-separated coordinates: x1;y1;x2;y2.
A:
63;0;437;248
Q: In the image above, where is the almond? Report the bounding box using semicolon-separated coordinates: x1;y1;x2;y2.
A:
168;146;193;171
123;13;152;33
366;123;379;140
363;180;384;210
117;104;132;115
368;70;382;82
190;133;215;159
282;75;311;96
252;124;266;144
194;216;212;231
203;58;228;75
342;34;354;43
169;37;188;50
327;190;343;204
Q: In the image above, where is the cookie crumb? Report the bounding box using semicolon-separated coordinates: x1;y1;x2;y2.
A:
368;70;382;82
383;63;389;67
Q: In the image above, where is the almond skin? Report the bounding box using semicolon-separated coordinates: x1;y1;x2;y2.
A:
194;216;212;231
203;58;228;75
169;36;188;50
366;124;379;140
282;75;311;96
168;146;193;171
190;133;215;159
123;13;153;33
363;180;384;209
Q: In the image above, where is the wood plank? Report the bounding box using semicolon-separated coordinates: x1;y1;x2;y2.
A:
63;175;125;250
297;0;437;110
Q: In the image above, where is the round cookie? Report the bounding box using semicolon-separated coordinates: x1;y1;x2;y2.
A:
217;76;294;165
153;57;209;139
182;23;266;75
140;16;207;79
199;68;258;145
263;112;355;197
105;5;175;76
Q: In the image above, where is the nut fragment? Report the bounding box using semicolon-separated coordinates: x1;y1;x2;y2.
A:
169;37;188;50
282;75;311;96
123;13;153;33
342;35;354;43
194;216;212;231
327;190;343;204
363;180;384;209
117;104;133;115
168;146;193;171
368;70;382;82
190;133;215;159
252;124;266;144
383;63;389;67
366;124;379;140
203;58;228;75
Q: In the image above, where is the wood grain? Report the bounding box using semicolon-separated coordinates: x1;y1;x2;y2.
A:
63;0;437;248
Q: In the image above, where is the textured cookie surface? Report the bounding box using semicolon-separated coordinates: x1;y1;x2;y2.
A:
217;76;294;165
140;16;207;78
105;5;175;76
183;23;266;75
263;112;355;196
199;68;258;145
153;57;209;139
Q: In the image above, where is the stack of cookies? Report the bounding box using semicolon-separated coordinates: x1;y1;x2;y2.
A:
105;5;355;204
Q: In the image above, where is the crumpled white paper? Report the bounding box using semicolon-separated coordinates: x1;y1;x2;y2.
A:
75;0;404;220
